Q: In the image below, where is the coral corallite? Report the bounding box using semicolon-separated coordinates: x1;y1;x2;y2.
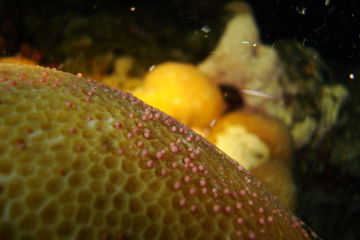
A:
0;63;320;240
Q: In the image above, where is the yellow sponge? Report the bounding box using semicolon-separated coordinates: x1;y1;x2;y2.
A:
208;111;295;210
133;62;225;128
209;111;293;166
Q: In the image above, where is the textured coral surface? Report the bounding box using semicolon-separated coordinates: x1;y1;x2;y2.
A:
0;63;319;239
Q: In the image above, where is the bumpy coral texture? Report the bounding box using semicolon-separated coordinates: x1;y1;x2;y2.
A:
0;63;319;240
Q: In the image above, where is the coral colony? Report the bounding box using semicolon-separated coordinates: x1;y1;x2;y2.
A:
0;63;320;239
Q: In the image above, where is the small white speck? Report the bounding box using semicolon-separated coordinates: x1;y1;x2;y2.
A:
148;65;156;72
87;119;98;127
296;6;307;15
201;26;211;33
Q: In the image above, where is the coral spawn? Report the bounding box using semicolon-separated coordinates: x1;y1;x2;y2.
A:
0;63;319;239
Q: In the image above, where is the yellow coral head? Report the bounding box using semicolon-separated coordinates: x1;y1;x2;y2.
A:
0;63;319;239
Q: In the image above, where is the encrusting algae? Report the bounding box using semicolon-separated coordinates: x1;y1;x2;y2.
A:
0;63;320;239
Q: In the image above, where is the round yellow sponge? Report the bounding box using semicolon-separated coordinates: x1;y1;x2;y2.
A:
133;62;225;128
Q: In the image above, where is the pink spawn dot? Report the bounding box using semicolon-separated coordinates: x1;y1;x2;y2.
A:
156;151;163;159
137;141;144;147
248;232;256;239
143;130;151;139
198;165;205;172
213;204;221;212
132;127;140;134
7;80;16;86
189;188;196;195
224;206;232;213
173;181;181;190
68;127;77;134
170;144;180;153
113;121;122;129
179;198;187;207
154;112;161;119
66;102;73;108
183;157;191;164
160;169;168;176
237;217;244;224
183;175;191;183
141;149;149;157
146;160;154;168
171;162;178;169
